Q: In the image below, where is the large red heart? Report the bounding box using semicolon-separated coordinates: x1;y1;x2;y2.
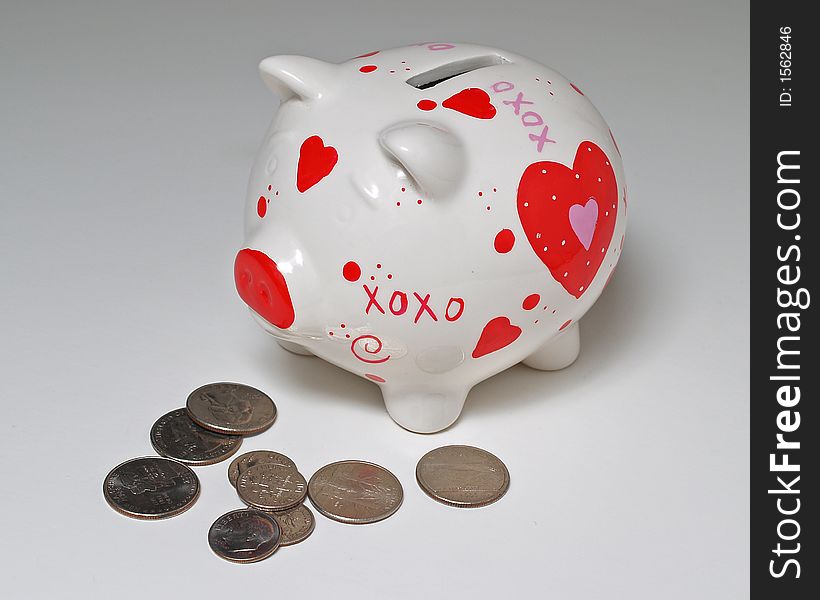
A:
297;135;338;192
472;316;522;359
517;142;617;299
442;88;496;119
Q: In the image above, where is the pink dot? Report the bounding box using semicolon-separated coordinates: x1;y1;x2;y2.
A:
366;374;386;383
559;319;573;331
359;65;377;73
343;261;361;282
494;229;515;253
522;293;540;310
257;196;267;218
417;99;437;111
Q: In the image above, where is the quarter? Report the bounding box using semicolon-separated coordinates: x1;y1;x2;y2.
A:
308;460;403;524
415;445;510;508
150;408;242;466
103;456;200;520
186;382;277;435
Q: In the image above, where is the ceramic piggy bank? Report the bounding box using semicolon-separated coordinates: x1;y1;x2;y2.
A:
234;43;626;433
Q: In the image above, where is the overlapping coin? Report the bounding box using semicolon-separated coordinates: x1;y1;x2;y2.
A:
186;382;277;435
208;509;281;563
237;463;307;511
103;456;200;520
271;504;315;546
416;445;510;508
150;408;242;466
308;460;403;524
228;450;297;486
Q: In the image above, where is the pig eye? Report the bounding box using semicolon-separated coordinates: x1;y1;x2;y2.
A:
406;54;509;89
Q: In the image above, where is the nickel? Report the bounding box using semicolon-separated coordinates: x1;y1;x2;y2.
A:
308;460;403;524
186;382;277;435
228;450;297;487
150;408;242;466
237;463;307;511
208;509;280;563
416;445;510;508
103;456;200;520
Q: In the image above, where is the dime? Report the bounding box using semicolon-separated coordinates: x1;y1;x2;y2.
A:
308;460;403;524
186;382;277;435
150;408;242;466
271;504;315;546
237;463;307;511
208;509;280;563
228;450;297;487
103;456;200;520
415;445;510;508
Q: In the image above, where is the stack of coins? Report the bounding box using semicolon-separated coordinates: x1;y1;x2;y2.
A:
104;382;512;562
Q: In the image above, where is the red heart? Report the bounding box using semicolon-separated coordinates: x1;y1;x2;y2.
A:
472;316;522;359
517;141;618;299
297;135;338;192
442;88;496;119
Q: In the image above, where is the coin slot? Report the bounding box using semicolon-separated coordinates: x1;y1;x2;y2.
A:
406;55;510;89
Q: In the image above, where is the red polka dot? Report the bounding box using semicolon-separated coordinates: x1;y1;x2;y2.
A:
417;199;422;204
417;99;437;111
396;202;401;206
257;196;267;218
366;374;386;383
387;273;393;279
559;319;573;331
360;65;377;73
522;294;540;310
340;323;346;328
478;191;483;197
376;263;382;269
343;261;361;282
494;229;515;253
267;184;272;191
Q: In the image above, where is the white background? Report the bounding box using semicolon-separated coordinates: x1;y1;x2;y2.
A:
0;1;749;597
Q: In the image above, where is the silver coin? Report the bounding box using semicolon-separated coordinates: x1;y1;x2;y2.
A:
237;463;307;511
150;408;242;466
186;382;277;435
308;460;403;524
271;504;315;546
228;450;297;487
416;445;510;508
103;456;200;520
208;509;280;563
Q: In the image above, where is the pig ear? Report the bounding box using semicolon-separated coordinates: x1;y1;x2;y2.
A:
258;55;337;101
379;122;466;199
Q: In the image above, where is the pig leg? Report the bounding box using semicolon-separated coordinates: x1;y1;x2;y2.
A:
380;385;469;434
277;339;314;356
522;321;581;370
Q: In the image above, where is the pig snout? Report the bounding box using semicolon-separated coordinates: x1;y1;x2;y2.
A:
234;248;295;329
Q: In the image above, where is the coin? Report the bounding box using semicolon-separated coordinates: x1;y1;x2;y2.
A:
208;509;281;563
308;460;403;524
186;382;277;435
103;456;200;520
228;450;297;487
150;408;242;466
415;445;510;508
237;463;307;511
271;504;315;546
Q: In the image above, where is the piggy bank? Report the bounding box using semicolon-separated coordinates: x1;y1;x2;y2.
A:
234;43;626;433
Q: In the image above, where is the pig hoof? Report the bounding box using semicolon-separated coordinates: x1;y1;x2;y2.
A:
523;321;581;371
381;387;469;433
277;339;313;356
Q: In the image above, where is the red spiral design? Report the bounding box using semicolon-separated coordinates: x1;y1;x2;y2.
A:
351;335;391;364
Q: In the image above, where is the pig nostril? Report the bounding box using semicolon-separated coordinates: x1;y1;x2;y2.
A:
258;285;271;305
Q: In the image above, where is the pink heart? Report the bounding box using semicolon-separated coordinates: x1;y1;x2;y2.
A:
568;198;598;251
